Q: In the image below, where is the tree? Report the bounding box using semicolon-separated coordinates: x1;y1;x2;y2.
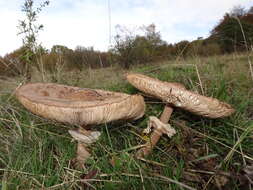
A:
73;46;100;69
112;25;138;69
111;24;167;68
173;40;190;57
144;24;164;47
18;0;50;80
51;45;70;54
142;24;167;59
210;13;253;53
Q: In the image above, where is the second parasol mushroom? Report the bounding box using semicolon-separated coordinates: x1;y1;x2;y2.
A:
126;73;235;157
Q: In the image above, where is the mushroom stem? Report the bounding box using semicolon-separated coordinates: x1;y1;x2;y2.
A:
69;128;101;169
76;142;91;169
160;105;173;123
136;105;175;157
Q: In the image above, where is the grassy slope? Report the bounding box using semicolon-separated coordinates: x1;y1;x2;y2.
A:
0;54;253;189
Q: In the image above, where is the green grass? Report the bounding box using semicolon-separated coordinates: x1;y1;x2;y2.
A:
1;53;253;189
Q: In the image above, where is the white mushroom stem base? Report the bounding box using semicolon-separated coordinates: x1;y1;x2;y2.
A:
68;128;101;169
136;105;176;157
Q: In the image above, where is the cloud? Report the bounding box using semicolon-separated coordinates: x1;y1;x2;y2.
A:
0;9;22;56
0;0;252;56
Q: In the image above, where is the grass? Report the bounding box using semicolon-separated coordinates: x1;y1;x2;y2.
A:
0;53;253;189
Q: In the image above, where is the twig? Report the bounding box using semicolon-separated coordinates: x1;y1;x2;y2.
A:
151;173;197;190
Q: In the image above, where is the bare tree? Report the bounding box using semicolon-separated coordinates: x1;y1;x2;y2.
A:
113;25;138;69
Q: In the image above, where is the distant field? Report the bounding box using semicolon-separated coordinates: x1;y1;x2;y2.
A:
0;53;253;189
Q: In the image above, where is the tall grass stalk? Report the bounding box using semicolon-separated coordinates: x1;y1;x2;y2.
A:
234;16;253;82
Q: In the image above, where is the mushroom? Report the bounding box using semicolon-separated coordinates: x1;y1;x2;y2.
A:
126;73;235;157
15;82;145;168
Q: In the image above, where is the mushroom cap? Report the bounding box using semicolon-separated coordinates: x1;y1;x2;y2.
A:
126;73;234;118
15;83;145;125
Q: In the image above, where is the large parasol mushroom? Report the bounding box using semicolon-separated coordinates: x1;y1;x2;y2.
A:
126;73;235;157
15;82;145;168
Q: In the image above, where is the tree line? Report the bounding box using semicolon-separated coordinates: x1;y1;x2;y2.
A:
0;4;253;77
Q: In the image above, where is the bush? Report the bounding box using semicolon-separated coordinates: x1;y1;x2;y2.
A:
111;24;168;68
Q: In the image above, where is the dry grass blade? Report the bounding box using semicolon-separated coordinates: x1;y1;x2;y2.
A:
0;168;49;177
100;172;196;190
233;16;253;82
150;173;197;190
224;124;253;163
137;157;167;167
194;64;204;95
235;129;247;166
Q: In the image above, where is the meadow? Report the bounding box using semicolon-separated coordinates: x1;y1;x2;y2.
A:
0;53;253;189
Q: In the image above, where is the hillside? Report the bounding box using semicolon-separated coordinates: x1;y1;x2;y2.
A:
0;53;253;189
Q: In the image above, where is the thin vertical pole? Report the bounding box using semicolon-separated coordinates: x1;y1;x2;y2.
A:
108;0;112;46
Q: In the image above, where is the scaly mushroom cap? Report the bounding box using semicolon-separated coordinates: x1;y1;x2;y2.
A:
126;73;234;118
15;83;145;125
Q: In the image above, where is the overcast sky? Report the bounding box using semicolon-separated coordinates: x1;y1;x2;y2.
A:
0;0;252;56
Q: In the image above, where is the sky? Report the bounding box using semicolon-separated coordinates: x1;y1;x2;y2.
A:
0;0;252;56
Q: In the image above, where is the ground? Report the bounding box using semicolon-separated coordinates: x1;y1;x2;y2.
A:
0;54;253;189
